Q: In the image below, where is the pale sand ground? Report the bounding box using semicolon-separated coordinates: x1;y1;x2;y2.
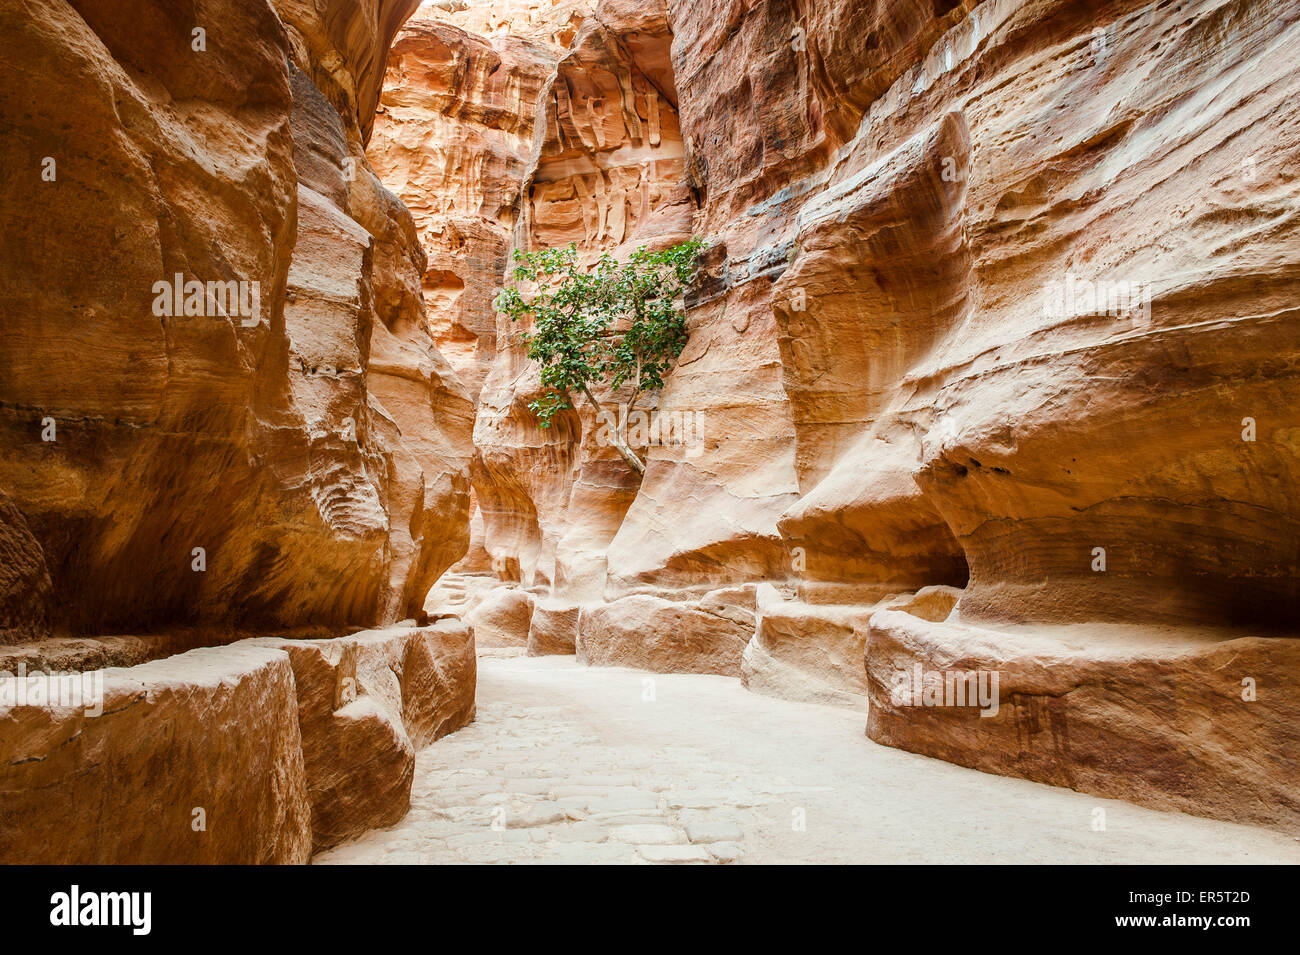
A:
315;654;1300;864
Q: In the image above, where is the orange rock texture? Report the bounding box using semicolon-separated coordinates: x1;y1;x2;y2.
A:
1;0;1298;854
0;0;478;861
0;0;472;638
0;621;474;862
375;0;697;606
392;0;1300;830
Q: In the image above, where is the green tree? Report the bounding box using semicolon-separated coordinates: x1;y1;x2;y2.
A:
494;239;706;475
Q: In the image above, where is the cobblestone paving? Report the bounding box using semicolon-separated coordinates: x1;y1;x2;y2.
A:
316;654;1300;865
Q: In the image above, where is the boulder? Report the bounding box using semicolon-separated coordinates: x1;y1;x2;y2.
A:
865;610;1300;832
528;599;582;656
743;595;875;707
577;593;751;675
400;620;477;746
743;585;961;706
467;587;535;647
0;645;312;864
254;620;475;851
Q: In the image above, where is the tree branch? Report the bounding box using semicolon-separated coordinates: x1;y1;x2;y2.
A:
580;383;644;475
625;351;644;419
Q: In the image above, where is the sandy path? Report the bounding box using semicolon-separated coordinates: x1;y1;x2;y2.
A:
315;654;1300;864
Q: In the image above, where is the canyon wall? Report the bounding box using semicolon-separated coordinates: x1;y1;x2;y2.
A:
0;0;478;861
4;0;1292;856
396;0;1300;831
367;1;596;582
0;0;472;639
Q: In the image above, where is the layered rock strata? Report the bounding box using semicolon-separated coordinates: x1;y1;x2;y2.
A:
866;612;1300;831
254;620;475;851
0;643;313;864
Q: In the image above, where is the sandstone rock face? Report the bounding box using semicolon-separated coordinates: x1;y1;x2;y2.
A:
390;0;1300;831
577;591;751;675
368;3;583;588
368;9;563;402
0;0;485;863
0;630;241;674
370;0;713;608
425;570;504;620
0;0;1292;859
0;621;475;862
743;585;961;706
278;0;476;624
742;589;875;707
464;0;697;598
0;0;470;637
467;586;535;647
669;0;1300;629
255;620;475;851
426;0;595;47
0;494;53;644
674;0;1298;817
252;634;414;854
399;619;478;745
865;611;1300;832
0;644;312;864
306;695;416;851
528;598;582;655
275;0;421;144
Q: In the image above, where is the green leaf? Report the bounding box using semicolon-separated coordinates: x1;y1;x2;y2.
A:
495;238;707;424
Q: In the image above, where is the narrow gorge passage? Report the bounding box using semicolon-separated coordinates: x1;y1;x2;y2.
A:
317;655;1300;866
3;0;1300;893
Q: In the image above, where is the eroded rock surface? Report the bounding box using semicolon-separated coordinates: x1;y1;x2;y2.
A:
467;585;536;647
254;620;475;851
865;612;1300;832
0;0;470;636
528;597;582;655
400;0;1300;832
577;591;751;675
0;0;479;863
2;0;1296;854
0;644;313;864
368;7;564;401
0;622;475;863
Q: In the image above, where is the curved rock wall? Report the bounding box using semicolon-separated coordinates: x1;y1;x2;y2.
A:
0;0;480;862
384;0;1300;831
0;0;472;637
460;0;1300;627
373;0;696;596
369;10;565;401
